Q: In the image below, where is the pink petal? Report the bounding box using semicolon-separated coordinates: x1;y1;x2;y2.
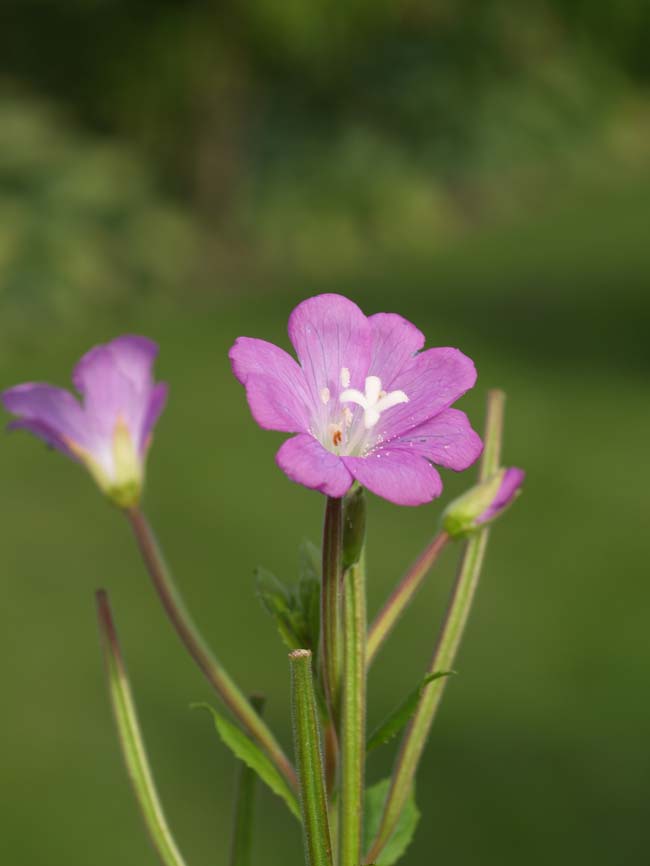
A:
74;335;158;396
342;449;443;506
367;312;425;388
229;337;311;431
72;335;163;444
376;347;477;442
276;433;354;498
139;382;169;453
2;383;88;456
244;374;311;433
288;294;372;410
390;408;483;471
478;467;525;524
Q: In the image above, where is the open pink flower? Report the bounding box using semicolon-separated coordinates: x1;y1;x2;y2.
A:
2;335;167;507
230;294;482;506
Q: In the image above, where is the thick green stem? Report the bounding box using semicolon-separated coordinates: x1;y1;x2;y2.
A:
365;389;506;864
320;497;343;725
366;531;450;667
126;507;297;791
290;650;334;866
96;590;189;866
339;550;367;866
229;695;265;866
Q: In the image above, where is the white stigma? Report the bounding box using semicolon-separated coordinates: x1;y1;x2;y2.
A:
320;387;331;404
340;375;409;429
340;367;351;388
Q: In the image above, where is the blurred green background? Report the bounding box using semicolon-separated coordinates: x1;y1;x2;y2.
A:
1;1;649;864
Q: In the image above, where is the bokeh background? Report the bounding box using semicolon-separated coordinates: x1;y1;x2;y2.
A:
1;1;649;864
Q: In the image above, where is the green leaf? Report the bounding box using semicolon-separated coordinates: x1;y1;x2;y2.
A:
362;778;420;866
255;567;304;650
256;545;321;653
193;703;301;821
367;672;454;753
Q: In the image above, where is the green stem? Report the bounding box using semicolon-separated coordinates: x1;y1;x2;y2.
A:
366;531;450;667
320;497;343;725
126;507;297;791
290;650;334;866
339;550;367;866
96;590;189;866
229;694;265;866
365;389;506;864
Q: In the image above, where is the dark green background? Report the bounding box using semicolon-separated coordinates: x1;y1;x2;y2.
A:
1;2;648;864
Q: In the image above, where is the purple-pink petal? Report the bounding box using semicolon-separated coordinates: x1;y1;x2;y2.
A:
244;373;311;433
139;382;169;453
376;347;477;443
390;408;483;471
229;337;311;432
477;467;525;525
342;450;443;506
73;335;158;397
276;434;354;498
2;383;88;455
367;312;425;389
288;294;372;409
72;335;161;445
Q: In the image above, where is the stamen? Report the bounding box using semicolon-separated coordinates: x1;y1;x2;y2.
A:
320;387;331;404
340;367;351;388
328;423;343;447
343;407;353;427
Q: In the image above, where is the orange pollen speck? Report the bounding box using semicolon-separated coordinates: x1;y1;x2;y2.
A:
332;429;342;446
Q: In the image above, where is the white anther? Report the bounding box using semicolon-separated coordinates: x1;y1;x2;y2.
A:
320;387;331;404
343;407;353;427
340;376;408;429
340;367;351;388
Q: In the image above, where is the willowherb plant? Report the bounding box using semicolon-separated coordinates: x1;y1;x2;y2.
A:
2;293;524;866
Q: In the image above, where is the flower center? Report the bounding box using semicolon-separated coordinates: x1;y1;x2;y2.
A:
317;370;408;457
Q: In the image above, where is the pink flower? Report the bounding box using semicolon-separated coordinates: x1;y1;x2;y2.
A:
2;335;167;506
230;294;482;505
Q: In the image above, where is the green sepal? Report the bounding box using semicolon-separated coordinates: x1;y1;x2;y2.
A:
193;703;301;821
367;672;454;753
362;778;420;865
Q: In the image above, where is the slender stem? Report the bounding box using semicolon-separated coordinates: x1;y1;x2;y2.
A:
480;390;505;483
320;497;343;725
290;650;334;866
365;389;506;864
229;695;265;866
126;507;297;791
366;531;450;667
96;590;189;866
339;550;367;866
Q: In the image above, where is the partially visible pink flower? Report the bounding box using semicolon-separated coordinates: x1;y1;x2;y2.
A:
442;467;525;537
230;294;482;506
2;335;167;507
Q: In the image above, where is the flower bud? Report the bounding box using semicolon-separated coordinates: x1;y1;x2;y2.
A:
342;485;366;570
442;467;524;538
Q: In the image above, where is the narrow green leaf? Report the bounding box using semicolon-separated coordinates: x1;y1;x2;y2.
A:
367;672;454;753
362;778;420;866
193;702;301;820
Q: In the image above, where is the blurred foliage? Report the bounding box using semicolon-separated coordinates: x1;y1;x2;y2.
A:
0;96;198;336
1;0;649;282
